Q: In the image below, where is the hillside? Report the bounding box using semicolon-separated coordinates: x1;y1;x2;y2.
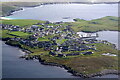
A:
1;2;41;17
1;16;119;32
71;16;119;32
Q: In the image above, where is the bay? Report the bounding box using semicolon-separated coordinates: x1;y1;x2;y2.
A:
97;31;119;50
6;4;118;22
77;31;119;49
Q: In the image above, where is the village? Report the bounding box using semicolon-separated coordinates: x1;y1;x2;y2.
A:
1;21;112;57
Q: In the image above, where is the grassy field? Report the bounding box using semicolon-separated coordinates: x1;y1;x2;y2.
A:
9;31;31;37
71;16;119;32
1;19;45;27
38;37;49;41
38;53;118;75
56;39;68;44
1;30;31;39
0;30;15;38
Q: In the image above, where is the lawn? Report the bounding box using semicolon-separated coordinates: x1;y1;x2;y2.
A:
38;37;49;41
86;43;118;55
9;31;31;37
1;30;15;38
56;39;68;44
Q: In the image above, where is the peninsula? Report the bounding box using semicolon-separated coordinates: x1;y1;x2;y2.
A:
0;16;119;78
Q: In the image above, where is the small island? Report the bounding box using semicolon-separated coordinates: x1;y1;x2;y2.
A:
0;16;119;78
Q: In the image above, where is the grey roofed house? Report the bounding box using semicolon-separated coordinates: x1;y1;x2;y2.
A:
66;52;80;56
49;51;56;56
57;54;64;57
82;51;94;55
11;28;20;31
31;25;39;28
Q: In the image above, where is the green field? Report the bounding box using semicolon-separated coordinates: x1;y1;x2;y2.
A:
1;19;45;27
1;30;31;39
1;30;15;38
1;16;119;32
56;39;68;44
71;16;119;32
38;37;49;41
9;31;31;37
38;52;118;75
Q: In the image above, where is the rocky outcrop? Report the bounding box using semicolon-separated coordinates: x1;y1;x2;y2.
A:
24;55;119;78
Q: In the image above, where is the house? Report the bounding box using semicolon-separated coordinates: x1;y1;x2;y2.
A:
55;21;63;24
57;54;64;57
82;51;94;55
49;51;56;56
45;21;51;24
46;25;53;28
62;46;69;51
35;23;44;25
39;27;44;31
66;52;80;56
52;36;60;40
31;25;39;30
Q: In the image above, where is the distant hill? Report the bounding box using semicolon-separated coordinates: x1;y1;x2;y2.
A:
0;2;41;16
71;16;119;32
1;0;119;2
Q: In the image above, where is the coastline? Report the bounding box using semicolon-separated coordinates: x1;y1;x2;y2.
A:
1;6;36;17
1;2;118;17
80;30;120;33
77;31;119;50
1;39;119;78
1;2;119;78
33;56;119;78
1;8;23;17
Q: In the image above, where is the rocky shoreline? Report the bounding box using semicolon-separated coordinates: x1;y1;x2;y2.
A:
1;39;118;79
1;8;23;17
21;55;119;78
1;2;43;17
